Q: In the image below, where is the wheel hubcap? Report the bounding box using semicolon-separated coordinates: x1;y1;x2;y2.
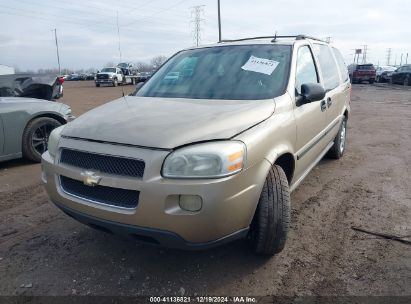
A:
31;123;54;155
340;121;346;153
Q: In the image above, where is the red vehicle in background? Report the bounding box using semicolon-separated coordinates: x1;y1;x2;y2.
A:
348;63;376;84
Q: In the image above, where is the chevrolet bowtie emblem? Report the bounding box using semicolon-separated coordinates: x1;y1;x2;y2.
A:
80;171;102;187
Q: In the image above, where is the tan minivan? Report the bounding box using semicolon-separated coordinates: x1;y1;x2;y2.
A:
42;35;350;255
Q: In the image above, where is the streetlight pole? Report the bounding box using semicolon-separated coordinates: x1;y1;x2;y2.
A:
217;0;222;42
54;29;61;76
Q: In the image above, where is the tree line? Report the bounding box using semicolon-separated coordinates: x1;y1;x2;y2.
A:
14;55;168;75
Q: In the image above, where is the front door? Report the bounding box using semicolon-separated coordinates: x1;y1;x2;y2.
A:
293;45;328;180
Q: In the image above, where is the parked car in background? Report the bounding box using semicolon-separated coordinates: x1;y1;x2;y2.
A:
348;64;376;84
137;72;152;82
42;35;350;255
376;66;397;83
0;97;73;162
86;73;95;80
391;64;411;86
67;74;80;81
117;62;138;76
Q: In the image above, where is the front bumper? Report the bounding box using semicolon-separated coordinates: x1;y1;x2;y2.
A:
95;79;113;84
41;137;270;247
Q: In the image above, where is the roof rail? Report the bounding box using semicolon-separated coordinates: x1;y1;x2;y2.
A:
219;34;327;43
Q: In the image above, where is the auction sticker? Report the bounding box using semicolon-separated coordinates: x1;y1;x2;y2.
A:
241;55;279;75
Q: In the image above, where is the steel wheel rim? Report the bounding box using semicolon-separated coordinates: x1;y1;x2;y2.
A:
340;121;346;153
31;123;54;155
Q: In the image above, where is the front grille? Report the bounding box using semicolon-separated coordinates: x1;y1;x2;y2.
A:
60;176;139;208
60;149;145;178
97;74;109;80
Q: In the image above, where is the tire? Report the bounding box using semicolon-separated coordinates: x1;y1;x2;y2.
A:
369;79;374;84
22;117;62;162
376;76;380;83
248;165;290;255
327;117;347;159
131;77;136;85
95;83;100;87
403;76;410;86
113;79;118;87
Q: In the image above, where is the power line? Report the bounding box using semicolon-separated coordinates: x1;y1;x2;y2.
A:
191;5;205;46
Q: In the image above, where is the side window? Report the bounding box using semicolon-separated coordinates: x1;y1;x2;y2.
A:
313;44;341;91
295;45;319;94
332;48;349;82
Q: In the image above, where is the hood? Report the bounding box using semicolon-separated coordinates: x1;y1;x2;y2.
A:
62;96;275;149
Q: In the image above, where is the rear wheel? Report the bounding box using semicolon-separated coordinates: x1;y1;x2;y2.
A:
95;83;100;87
248;165;290;255
327;117;347;159
22;117;62;162
404;76;410;86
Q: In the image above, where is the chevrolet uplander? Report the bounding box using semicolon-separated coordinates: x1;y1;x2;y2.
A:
42;35;350;255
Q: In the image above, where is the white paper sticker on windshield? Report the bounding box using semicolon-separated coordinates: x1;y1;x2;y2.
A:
241;56;279;75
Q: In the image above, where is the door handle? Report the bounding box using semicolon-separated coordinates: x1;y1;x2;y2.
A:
320;100;327;112
327;97;332;108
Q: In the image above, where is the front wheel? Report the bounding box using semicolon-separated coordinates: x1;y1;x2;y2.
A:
22;117;62;162
248;165;290;255
113;79;118;87
327;117;347;159
404;76;410;86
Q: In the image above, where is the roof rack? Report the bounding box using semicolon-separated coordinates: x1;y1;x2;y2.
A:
219;34;327;43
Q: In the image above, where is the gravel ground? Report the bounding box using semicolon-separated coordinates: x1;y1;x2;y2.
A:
0;81;410;296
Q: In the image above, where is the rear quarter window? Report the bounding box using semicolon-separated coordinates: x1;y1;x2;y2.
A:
313;44;341;91
332;48;349;82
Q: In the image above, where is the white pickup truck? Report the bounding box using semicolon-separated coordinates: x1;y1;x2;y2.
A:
95;67;138;87
95;67;124;87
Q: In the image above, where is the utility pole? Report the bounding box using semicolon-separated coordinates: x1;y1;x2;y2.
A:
217;0;222;42
362;45;368;64
406;53;409;64
54;29;61;76
116;10;122;62
191;5;205;46
386;48;392;66
400;53;403;66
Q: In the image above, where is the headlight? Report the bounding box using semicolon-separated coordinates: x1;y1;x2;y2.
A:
48;125;65;158
162;141;246;178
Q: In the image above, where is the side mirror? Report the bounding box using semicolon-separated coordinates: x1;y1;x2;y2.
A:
297;83;326;106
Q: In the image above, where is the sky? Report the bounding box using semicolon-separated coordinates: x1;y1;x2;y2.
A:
0;0;410;71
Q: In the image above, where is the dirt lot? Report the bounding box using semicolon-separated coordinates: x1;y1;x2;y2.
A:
0;81;410;296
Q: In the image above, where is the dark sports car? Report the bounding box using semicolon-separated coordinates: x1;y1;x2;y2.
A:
391;65;411;85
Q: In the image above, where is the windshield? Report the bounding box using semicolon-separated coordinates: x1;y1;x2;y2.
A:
118;63;128;68
357;64;375;70
101;68;116;73
137;45;291;100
